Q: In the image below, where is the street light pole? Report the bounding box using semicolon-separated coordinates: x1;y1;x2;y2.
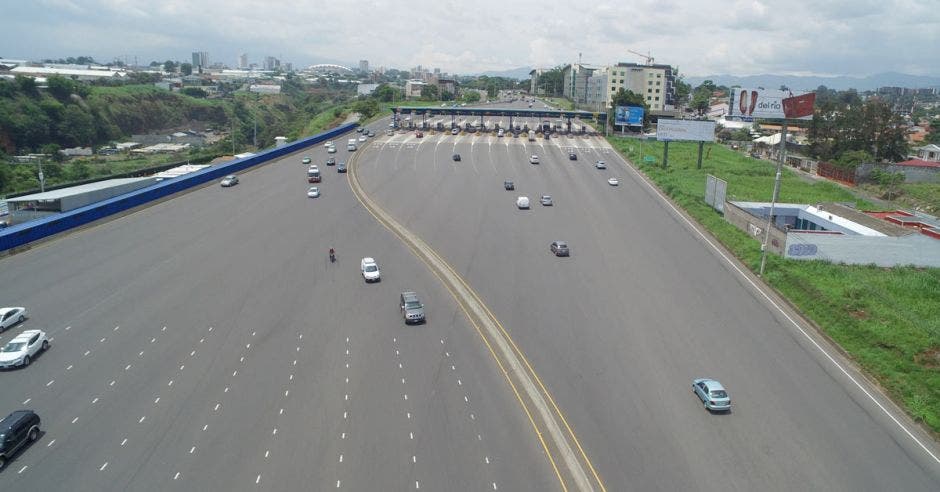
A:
37;157;45;192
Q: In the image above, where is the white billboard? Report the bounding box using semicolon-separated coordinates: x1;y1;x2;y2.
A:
728;88;814;121
656;119;716;142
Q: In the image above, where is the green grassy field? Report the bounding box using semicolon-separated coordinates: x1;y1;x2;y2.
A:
610;137;940;435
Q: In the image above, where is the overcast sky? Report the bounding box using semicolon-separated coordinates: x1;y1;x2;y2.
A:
3;0;939;77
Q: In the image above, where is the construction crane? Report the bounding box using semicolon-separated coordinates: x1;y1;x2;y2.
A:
627;49;655;66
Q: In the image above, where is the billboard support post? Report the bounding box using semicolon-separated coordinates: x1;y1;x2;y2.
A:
759;122;788;277
663;141;669;169
697;141;704;169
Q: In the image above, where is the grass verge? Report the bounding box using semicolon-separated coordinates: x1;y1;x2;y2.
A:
609;137;940;435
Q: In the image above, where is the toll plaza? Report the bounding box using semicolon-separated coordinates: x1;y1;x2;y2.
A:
391;106;606;134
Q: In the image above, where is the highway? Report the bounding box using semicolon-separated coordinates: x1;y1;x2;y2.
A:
0;122;555;491
352;100;940;490
1;97;938;490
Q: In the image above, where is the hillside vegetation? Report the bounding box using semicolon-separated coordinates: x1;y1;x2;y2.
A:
0;75;355;195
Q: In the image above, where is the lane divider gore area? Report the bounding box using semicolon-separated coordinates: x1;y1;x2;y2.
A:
347;134;605;492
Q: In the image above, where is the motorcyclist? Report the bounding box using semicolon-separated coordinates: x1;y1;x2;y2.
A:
329;247;335;262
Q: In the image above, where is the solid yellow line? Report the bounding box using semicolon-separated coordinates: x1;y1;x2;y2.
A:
429;256;607;491
373;152;608;491
347;145;570;491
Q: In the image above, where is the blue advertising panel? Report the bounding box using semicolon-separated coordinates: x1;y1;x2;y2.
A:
615;106;644;126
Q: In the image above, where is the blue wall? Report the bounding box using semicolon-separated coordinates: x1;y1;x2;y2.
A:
1;123;357;253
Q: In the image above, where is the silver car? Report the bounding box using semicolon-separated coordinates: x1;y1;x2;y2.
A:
692;378;731;412
0;329;49;369
0;307;27;333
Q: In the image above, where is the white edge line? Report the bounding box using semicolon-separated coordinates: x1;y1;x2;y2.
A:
613;144;940;465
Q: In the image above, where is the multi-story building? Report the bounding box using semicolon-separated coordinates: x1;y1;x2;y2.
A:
263;56;280;71
585;72;609;112
191;51;209;70
604;62;676;114
238;53;248;69
434;77;457;97
562;64;601;106
529;68;546;95
359;60;369;72
404;80;426;98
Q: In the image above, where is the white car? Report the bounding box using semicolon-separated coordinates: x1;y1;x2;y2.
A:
516;196;530;209
358;135;367;142
324;141;333;148
327;146;336;154
360;257;381;282
529;155;539;164
0;307;27;333
595;160;607;169
608;178;620;186
307;187;320;198
0;329;49;369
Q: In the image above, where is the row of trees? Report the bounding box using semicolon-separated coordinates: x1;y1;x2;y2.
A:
808;87;909;164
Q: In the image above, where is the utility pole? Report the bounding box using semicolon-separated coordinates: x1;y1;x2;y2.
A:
759;122;788;277
231;118;236;156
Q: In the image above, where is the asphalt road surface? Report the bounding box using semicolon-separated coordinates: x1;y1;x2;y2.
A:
0;121;555;491
3;98;938;491
353;110;940;491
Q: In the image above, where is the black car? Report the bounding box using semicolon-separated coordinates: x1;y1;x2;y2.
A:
326;157;336;166
568;152;577;160
337;162;347;173
0;410;41;470
453;154;461;161
356;127;364;133
550;241;570;257
504;180;514;190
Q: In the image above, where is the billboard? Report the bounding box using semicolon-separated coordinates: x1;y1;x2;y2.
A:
615;106;645;126
656;119;716;142
728;88;814;121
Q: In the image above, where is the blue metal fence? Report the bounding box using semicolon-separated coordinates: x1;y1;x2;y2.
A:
0;123;357;253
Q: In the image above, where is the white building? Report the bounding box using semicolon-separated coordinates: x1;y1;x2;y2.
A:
357;83;379;96
585;72;609;112
10;66;126;81
604;62;676;114
238;53;248;69
404;80;426;98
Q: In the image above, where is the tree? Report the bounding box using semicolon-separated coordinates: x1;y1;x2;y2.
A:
181;87;208;98
925;118;940;144
674;77;692;105
809;96;908;162
420;84;439;100
46;75;90;100
180;63;193;76
608;88;649;128
834;150;873;169
163;60;177;73
373;84;399;102
14;75;39;96
461;91;481;103
870;168;905;200
352;99;380;120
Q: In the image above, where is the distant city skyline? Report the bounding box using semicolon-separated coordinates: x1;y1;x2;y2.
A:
3;0;939;78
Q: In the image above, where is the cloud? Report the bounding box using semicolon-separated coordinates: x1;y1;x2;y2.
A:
0;0;936;77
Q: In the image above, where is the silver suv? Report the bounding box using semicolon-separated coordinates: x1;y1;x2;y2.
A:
399;292;426;324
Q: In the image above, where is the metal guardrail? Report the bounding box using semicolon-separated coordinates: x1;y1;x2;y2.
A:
0;123;357;253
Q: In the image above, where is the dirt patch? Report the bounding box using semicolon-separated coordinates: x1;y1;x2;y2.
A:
847;308;868;320
915;347;940;368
